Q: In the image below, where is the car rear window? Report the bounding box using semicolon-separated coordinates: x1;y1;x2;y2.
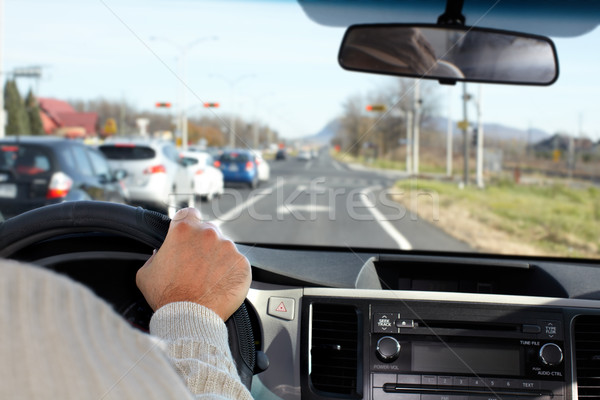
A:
220;153;250;163
181;157;199;166
0;144;52;175
99;145;156;160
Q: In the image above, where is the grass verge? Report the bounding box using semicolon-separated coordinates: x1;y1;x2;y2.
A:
394;179;600;258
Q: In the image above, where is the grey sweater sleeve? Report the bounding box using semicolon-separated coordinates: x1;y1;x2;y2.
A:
149;302;254;400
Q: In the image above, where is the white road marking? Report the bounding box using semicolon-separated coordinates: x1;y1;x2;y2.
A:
332;161;343;171
359;186;412;250
276;204;330;215
211;179;285;227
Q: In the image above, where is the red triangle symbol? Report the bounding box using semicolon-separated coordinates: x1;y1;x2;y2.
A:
275;302;287;312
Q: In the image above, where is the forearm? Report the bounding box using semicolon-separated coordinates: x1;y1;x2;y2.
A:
150;302;253;400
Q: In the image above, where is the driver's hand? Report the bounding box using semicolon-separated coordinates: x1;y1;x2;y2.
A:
136;207;251;321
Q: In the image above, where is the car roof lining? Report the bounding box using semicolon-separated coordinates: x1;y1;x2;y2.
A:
298;0;600;37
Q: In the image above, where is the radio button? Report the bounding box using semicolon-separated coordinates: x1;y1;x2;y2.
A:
469;377;485;387
501;379;519;389
373;373;397;388
422;375;438;386
483;378;502;388
397;374;421;385
374;313;397;333
471;396;517;400
540;320;562;339
453;377;469;387
422;395;468;400
518;380;541;390
372;389;420;400
438;376;454;386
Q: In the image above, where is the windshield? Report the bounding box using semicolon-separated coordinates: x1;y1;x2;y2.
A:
2;0;600;259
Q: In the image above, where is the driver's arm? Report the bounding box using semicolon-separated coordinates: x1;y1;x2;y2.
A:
136;208;253;399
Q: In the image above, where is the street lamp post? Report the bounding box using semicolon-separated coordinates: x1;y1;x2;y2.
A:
210;74;255;148
150;35;217;150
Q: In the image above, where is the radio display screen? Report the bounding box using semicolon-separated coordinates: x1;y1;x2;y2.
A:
412;342;522;376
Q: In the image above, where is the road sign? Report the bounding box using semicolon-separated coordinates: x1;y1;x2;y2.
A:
457;120;469;130
103;118;117;135
155;102;172;108
203;102;220;108
553;149;561;162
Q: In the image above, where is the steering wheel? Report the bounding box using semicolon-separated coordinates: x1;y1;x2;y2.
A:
0;201;256;389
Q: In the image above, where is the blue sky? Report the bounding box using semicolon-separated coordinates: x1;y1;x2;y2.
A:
3;0;600;140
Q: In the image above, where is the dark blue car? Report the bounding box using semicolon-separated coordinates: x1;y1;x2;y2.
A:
216;150;259;189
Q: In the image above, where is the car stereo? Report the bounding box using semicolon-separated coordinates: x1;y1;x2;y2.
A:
370;303;566;400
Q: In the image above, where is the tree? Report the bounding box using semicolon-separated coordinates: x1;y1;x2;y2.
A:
337;94;371;157
25;89;45;135
4;80;30;135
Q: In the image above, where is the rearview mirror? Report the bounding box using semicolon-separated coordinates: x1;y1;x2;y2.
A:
338;24;559;85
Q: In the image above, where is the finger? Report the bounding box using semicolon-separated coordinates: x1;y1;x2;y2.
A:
201;221;225;237
171;207;202;222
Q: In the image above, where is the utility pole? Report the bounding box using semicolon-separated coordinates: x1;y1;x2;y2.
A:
406;110;413;174
476;85;484;188
462;82;470;185
446;86;453;177
210;74;255;149
150;36;217;150
412;80;421;175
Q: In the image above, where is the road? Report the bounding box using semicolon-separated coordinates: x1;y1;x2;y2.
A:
196;150;473;252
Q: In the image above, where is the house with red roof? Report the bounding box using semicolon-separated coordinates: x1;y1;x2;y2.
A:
38;98;98;137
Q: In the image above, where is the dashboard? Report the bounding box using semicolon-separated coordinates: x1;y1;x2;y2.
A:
11;232;600;400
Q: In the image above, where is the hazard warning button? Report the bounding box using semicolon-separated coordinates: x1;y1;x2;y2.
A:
267;297;295;321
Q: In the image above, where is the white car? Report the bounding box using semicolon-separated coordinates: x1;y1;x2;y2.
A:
99;139;195;216
251;150;270;182
297;150;312;161
180;151;224;202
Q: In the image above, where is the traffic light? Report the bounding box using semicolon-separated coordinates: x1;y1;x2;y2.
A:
155;102;172;108
203;102;220;108
366;104;387;112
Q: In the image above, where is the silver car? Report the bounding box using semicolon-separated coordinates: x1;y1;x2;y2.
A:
99;139;194;216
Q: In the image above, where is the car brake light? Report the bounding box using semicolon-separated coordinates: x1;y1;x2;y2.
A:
143;165;166;174
115;143;136;148
46;172;73;199
245;161;254;171
1;145;19;152
196;169;204;175
214;160;221;168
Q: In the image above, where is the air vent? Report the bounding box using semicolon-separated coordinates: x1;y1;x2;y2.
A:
310;303;360;397
574;315;600;399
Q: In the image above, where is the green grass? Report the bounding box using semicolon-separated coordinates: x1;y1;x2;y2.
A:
395;179;600;258
332;151;447;174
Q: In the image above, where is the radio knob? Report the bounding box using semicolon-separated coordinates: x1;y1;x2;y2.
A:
376;336;401;362
539;343;563;366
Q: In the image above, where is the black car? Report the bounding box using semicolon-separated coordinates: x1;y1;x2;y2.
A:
275;149;286;160
0;136;127;220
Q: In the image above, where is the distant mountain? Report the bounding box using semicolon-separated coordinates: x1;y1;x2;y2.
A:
305;116;551;145
304;118;341;144
424;116;550;143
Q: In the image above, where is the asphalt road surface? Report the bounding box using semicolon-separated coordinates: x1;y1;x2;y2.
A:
196;150;473;253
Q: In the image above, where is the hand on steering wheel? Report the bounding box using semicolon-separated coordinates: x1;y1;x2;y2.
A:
0;201;258;389
136;207;251;321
